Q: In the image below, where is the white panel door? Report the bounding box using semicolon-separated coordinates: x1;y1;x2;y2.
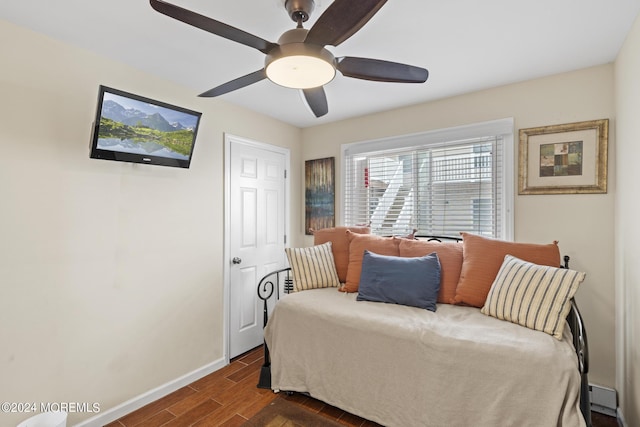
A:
228;137;287;358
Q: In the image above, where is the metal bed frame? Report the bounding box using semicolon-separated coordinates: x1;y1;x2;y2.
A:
256;237;591;426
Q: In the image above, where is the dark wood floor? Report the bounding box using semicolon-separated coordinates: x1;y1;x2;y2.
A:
104;346;374;427
106;346;618;427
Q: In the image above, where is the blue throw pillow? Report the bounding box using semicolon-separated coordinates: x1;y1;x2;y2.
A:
356;250;441;311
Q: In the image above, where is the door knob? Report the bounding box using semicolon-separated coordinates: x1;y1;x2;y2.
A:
232;257;242;265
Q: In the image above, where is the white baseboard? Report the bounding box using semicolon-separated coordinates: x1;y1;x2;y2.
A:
73;357;227;427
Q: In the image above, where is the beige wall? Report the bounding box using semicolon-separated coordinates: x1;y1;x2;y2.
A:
1;10;632;425
301;64;616;388
0;19;301;426
614;11;640;427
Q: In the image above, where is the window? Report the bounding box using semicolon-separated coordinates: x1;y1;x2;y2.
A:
342;119;514;240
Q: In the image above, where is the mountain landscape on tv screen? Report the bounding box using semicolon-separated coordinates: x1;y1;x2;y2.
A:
97;98;198;159
101;100;196;132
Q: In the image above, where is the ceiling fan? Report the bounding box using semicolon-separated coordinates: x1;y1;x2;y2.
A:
149;0;429;118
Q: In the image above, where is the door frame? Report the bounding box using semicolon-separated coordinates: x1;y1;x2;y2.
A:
223;133;290;363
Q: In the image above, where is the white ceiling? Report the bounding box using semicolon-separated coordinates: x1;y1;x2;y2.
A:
1;0;639;128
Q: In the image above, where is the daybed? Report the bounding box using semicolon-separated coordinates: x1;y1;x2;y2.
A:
257;229;591;427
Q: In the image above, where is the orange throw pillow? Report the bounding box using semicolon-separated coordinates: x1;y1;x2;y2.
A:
313;226;370;283
398;239;463;304
455;232;561;307
342;231;400;293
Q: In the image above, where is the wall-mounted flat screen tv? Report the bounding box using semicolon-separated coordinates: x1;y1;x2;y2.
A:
90;86;202;168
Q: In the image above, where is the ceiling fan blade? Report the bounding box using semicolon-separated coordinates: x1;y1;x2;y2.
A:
199;70;267;97
302;87;329;118
305;0;387;47
150;0;277;54
337;57;429;83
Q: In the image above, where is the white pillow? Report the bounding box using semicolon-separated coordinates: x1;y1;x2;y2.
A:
481;255;585;339
285;242;340;292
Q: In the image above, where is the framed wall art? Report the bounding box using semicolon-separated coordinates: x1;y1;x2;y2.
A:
518;119;608;195
305;157;335;234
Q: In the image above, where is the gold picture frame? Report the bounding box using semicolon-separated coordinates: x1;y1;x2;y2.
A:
519;119;608;195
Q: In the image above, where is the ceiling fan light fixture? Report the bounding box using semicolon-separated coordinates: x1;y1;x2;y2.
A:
265;43;336;89
266;55;335;89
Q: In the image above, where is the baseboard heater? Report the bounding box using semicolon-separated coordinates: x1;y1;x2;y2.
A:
589;384;617;418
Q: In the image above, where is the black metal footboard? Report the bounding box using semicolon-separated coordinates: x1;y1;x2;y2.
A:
569;299;591;426
256;267;293;389
255;257;592;425
563;256;592;427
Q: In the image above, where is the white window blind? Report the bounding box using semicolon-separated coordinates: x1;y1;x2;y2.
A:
343;119;513;239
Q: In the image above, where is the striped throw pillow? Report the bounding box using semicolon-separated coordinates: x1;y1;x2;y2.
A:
285;242;340;292
481;255;585;339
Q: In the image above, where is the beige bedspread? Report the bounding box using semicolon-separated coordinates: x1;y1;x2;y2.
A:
264;288;585;427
